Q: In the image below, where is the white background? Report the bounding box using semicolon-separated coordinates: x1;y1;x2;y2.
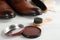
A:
0;0;60;40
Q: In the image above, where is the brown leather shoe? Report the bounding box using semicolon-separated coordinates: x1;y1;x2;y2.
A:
0;0;16;19
6;0;42;16
32;0;47;13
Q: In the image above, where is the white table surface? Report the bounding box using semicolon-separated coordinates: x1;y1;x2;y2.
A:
0;1;60;40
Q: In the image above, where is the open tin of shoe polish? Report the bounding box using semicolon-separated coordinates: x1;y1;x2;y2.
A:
33;17;43;26
22;26;41;38
4;24;24;36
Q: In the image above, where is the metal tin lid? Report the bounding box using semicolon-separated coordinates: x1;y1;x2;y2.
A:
22;26;41;38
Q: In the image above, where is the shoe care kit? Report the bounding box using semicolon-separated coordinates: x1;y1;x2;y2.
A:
0;0;53;39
